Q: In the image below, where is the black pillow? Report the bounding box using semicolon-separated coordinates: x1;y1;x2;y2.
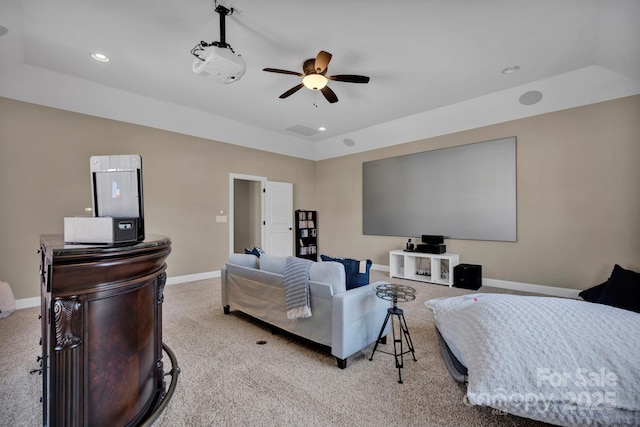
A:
578;281;607;302
596;264;640;313
320;255;372;290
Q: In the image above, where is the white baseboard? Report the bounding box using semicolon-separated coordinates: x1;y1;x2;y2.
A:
167;266;580;299
372;264;580;299
15;270;223;310
372;264;389;272
482;278;580;299
166;270;220;286
16;268;580;309
16;297;40;310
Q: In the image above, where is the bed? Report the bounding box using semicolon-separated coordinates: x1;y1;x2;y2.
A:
426;265;640;426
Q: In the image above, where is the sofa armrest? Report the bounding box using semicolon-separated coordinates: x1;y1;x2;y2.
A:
331;281;390;360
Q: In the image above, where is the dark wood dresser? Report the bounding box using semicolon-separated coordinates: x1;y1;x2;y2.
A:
39;234;175;426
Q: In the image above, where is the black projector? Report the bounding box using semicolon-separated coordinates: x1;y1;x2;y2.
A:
416;243;446;254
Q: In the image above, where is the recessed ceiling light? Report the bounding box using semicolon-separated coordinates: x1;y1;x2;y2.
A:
318;126;326;132
0;26;9;37
501;65;520;74
91;52;110;62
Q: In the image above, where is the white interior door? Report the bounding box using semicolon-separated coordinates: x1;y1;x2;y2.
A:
264;181;293;256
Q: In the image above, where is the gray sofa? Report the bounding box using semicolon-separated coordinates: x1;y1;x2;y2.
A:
221;253;390;368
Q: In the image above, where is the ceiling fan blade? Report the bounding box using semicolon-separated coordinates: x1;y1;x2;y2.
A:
314;51;332;74
263;68;303;76
279;83;304;99
328;74;370;84
320;86;338;103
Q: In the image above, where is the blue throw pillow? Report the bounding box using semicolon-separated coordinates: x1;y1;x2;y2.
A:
320;254;371;290
244;247;263;258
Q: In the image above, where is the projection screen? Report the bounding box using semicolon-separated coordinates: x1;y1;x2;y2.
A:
362;137;516;241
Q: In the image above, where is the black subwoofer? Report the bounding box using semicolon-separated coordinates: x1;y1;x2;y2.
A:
454;264;482;290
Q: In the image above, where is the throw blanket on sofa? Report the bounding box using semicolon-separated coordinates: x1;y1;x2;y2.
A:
283;256;313;320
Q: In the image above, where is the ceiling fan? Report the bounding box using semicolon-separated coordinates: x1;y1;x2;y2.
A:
263;51;370;104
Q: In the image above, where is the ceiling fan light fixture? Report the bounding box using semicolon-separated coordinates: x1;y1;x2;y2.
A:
264;50;369;104
302;74;328;90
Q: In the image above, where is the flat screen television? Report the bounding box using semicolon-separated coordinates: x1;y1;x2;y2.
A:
362;137;516;241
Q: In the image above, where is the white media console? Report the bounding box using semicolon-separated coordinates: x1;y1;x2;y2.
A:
389;250;460;286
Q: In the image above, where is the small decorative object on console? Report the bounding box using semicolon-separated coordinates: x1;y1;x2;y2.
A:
405;238;414;251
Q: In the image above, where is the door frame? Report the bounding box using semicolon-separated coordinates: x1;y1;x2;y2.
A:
229;173;267;255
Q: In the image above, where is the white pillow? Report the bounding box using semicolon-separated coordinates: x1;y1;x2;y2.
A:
0;281;16;319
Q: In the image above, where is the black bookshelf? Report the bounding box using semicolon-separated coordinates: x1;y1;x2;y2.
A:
295;210;317;261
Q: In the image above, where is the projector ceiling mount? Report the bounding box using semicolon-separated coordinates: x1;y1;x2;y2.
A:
191;3;237;59
190;2;246;84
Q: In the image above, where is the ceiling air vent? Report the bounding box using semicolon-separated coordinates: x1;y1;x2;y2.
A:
286;125;319;136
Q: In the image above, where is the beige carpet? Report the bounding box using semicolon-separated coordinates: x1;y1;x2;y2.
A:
0;270;551;426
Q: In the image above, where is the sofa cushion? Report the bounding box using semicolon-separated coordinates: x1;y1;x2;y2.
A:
310;261;347;295
260;254;287;275
320;255;371;290
228;253;259;269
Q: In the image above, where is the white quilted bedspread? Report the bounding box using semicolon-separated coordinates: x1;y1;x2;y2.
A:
426;293;640;426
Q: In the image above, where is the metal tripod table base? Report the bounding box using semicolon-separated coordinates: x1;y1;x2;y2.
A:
369;283;417;384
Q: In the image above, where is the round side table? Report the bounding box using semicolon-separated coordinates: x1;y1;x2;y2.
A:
369;283;417;384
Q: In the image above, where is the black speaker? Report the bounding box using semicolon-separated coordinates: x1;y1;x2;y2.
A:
422;235;444;245
454;264;482;290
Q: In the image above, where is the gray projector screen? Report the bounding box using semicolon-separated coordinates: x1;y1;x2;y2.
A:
362;137;516;241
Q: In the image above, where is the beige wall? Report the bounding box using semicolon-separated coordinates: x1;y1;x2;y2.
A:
2;95;639;300
0;97;316;299
316;95;640;290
